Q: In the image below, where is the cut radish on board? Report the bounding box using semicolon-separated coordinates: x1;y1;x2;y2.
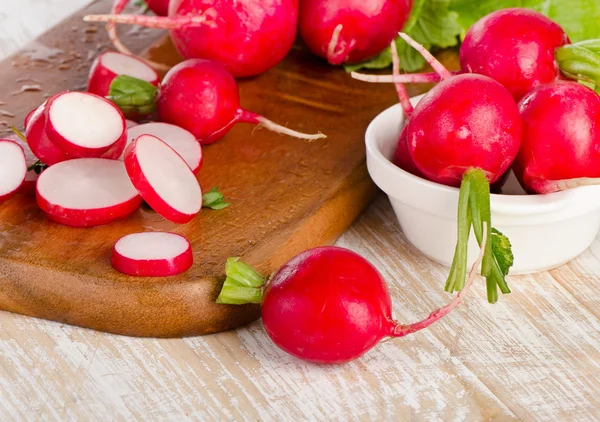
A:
112;232;193;277
25;103;71;165
88;51;160;98
45;92;126;158
0;140;27;202
124;134;202;224
6;132;46;193
36;158;142;227
124;123;203;173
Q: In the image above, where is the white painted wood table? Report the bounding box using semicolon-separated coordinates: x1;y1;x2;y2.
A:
1;2;600;421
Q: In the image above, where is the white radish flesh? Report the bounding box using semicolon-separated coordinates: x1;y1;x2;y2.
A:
36;158;142;227
45;92;126;157
124;122;203;173
6;133;44;192
125;119;139;128
0;140;27;201
112;232;193;277
124;134;202;224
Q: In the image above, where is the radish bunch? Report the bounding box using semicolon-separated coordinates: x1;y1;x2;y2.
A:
217;224;489;363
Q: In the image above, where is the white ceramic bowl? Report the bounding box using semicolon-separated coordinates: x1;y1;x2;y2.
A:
365;97;600;274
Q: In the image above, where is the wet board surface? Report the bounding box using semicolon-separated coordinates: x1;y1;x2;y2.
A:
0;0;441;337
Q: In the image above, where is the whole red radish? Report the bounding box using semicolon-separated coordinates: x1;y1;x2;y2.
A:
146;0;170;16
0;140;27;202
514;81;600;194
217;228;488;364
112;232;193;277
85;0;299;78
460;8;569;100
157;59;325;144
298;0;413;65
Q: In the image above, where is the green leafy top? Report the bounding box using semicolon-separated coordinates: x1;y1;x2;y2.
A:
347;0;600;72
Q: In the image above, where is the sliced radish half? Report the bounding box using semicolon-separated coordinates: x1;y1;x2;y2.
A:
112;232;193;277
24;107;38;130
36;158;142;227
6;133;44;193
26;103;71;165
124;134;202;224
88;51;160;98
124;123;203;173
45;92;126;158
0;140;27;201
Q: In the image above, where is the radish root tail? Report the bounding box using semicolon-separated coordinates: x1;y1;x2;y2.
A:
255;116;327;141
350;71;444;84
398;32;453;80
391;223;488;337
390;40;413;117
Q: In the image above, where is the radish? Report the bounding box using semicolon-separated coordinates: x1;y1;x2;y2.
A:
7;131;47;193
88;51;160;120
157;59;325;144
298;0;413;65
45;92;127;158
146;0;170;17
25;103;71;166
124;134;202;224
217;224;488;363
84;0;299;78
36;158;142;227
514;81;600;194
125;119;139;128
112;232;193;277
351;9;580;101
0;140;27;202
124;122;203;173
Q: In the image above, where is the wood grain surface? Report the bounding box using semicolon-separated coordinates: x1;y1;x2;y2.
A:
1;1;600;421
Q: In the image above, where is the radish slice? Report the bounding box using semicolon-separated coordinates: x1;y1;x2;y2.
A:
0;140;27;201
6;133;44;193
124;134;202;224
26;103;71;165
112;232;193;277
125;119;139;128
45;92;126;158
24;107;37;130
36;158;142;227
124;123;203;173
88;51;160;98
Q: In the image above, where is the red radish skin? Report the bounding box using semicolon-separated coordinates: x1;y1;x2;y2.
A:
112;232;193;277
146;0;170;16
0;140;27;202
24;107;37;130
407;73;522;187
86;0;299;78
88;51;159;98
124;122;203;173
124;134;202;223
461;9;569;100
298;0;413;65
36;158;142;227
26;104;71;166
220;226;487;364
393;126;423;177
157;59;326;144
514;81;600;194
45;92;126;158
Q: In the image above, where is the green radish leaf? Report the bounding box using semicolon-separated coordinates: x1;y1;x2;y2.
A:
491;228;513;276
202;187;231;210
107;75;157;116
216;258;265;304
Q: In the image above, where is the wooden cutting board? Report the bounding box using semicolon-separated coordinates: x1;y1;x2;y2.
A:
0;0;438;337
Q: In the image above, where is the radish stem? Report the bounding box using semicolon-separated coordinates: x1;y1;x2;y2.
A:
239;111;327;141
350;71;444;84
390;40;413;117
83;11;216;30
398;32;453;80
393;223;488;337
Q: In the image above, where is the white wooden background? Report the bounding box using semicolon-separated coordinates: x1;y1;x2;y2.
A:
2;2;600;421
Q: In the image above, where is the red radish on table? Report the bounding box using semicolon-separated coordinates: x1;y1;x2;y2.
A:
124;134;202;224
124;122;203;173
298;0;413;65
45;92;126;158
217;225;488;364
156;59;326;144
24;103;71;166
112;232;193;277
145;0;170;16
36;158;142;227
0;140;27;202
514;81;600;194
86;0;299;78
